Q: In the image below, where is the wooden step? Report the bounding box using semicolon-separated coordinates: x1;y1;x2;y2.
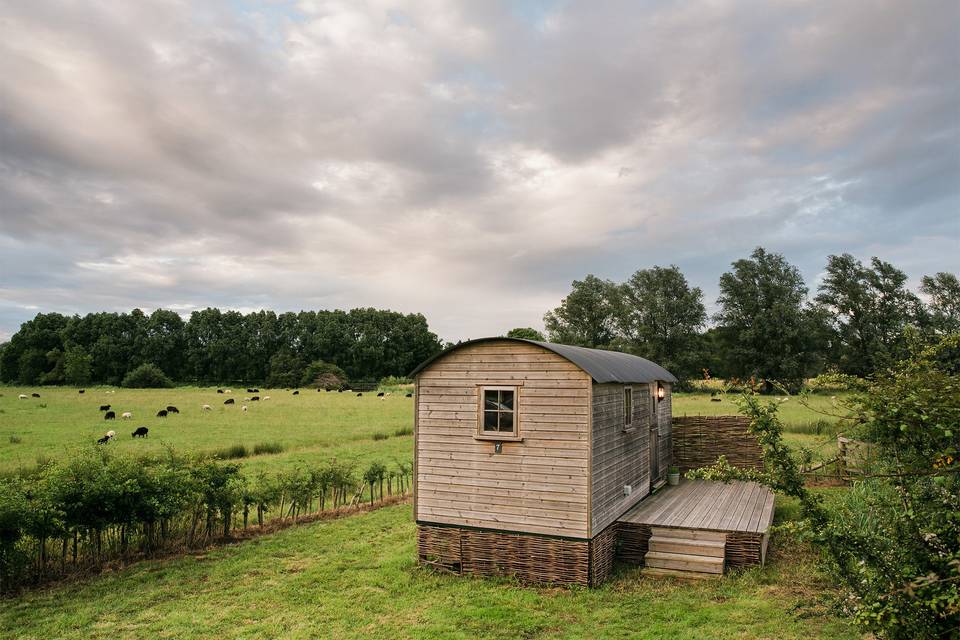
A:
648;537;725;558
651;527;727;542
645;551;724;574
642;567;722;580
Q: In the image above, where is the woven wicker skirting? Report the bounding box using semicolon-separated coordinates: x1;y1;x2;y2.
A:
725;531;764;568
417;524;621;587
673;415;764;473
616;523;652;564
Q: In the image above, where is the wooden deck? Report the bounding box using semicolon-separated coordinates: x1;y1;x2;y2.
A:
617;479;774;534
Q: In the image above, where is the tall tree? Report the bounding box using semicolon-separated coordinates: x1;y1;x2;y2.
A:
715;247;823;391
617;265;706;382
505;327;546;341
920;272;960;334
815;254;923;376
544;275;620;348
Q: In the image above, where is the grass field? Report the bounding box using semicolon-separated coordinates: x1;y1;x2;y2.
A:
0;387;850;476
0;500;862;640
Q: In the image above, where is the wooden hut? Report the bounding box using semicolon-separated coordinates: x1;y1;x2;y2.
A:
410;337;676;586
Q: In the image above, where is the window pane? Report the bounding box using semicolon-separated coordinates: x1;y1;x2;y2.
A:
499;410;515;433
483;410;499;431
499;390;514;411
484;390;499;411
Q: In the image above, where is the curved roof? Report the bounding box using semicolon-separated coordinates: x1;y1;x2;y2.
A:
410;337;677;384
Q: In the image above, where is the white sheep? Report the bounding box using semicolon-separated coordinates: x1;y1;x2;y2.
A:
18;394;27;400
106;430;116;438
241;405;248;412
263;396;271;401
121;411;133;419
224;389;232;394
202;404;212;411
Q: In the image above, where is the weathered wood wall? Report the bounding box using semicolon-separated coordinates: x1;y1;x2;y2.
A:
590;383;651;535
415;340;592;538
672;415;764;473
655;384;673;483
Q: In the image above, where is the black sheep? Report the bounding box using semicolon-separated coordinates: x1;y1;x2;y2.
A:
405;393;413;398
104;411;116;420
250;396;260;401
31;393;40;398
156;409;168;418
246;388;255;393
96;434;111;444
292;390;299;395
132;426;149;438
100;404;111;411
356;392;363;397
217;389;224;394
224;398;235;405
376;392;385;397
166;405;179;413
78;389;85;394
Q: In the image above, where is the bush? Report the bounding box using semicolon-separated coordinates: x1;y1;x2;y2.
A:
379;375;411;386
252;442;284;456
121;363;174;388
266;352;305;389
302;361;347;389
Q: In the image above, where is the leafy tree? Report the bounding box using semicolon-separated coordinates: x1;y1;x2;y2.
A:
816;254;924;376
921;272;960;334
300;360;347;389
121;363;174;388
715;247;823;391
40;348;65;385
544;275;620;348
617;265;706;382
505;327;546;341
63;346;93;386
265;351;306;388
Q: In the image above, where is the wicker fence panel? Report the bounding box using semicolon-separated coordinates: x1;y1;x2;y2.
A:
417;525;462;572
672;415;764;473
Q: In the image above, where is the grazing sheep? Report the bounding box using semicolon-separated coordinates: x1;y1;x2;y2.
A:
253;388;260;393
292;390;299;395
405;393;413;398
104;411;116;420
376;392;385;397
121;411;133;420
132;426;149;438
18;394;28;400
166;405;179;413
106;430;116;438
241;405;248;412
217;389;224;394
250;396;260;402
224;389;232;394
99;404;111;411
262;396;271;401
156;409;168;418
246;388;255;393
356;392;363;397
224;398;235;405
78;389;85;394
96;434;111;445
202;404;212;411
31;393;40;398
337;389;344;393
380;396;386;401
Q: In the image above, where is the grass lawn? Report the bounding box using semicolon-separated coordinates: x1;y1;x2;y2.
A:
0;501;861;640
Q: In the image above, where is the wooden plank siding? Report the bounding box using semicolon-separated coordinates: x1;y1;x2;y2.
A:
415;340;592;538
590;383;652;535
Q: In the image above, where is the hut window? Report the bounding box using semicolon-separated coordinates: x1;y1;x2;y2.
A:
623;387;633;431
479;386;518;437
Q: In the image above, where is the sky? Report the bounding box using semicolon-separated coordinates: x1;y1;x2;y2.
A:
1;0;958;344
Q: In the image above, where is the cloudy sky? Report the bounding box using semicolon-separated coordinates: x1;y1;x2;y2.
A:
1;0;958;343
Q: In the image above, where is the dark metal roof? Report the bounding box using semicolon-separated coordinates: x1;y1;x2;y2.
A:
410;337;677;384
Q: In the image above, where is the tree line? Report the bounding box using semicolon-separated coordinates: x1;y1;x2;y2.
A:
0;308;443;387
539;248;959;389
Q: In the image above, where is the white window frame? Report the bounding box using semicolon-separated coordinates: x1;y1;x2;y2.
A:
623;386;634;432
475;385;522;441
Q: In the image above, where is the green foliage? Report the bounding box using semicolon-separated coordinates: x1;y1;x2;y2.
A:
544;274;621;348
617;265;706;382
715;247;825;392
393;426;413;437
505;327;546;341
921;272;960;335
371;432;389;441
302;360;348;389
816;254;925;377
214;444;249;460
63;345;92;386
121;363;174;388
265;352;305;388
252;442;284;456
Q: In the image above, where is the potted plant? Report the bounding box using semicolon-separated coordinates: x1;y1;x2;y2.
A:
667;466;680;486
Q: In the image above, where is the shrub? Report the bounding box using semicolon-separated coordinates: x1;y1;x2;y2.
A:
393;427;413;437
121;364;174;389
379;375;412;387
252;442;284;456
302;361;347;389
266;352;305;389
